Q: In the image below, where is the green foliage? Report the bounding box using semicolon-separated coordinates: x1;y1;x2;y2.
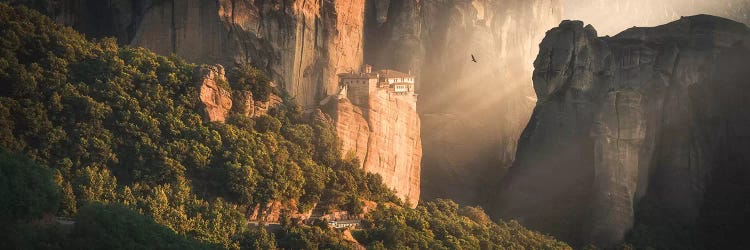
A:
254;115;282;133
0;149;60;222
0;153;213;250
66;203;214;249
343;194;365;215
356;199;572;250
458;205;492;225
226;162;257;206
215;76;231;93
240;226;277;250
4;222;69;250
276;222;356;250
72;166;118;204
228;63;275;102
53;170;77;215
312;119;343;167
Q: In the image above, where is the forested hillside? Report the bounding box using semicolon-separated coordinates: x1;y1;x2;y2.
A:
0;4;568;249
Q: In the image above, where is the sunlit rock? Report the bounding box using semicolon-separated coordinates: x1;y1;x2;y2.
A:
325;66;422;206
194;65;232;122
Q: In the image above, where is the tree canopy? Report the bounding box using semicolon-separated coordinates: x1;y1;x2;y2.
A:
0;149;60;223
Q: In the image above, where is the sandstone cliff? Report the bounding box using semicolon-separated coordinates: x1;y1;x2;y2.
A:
133;0;366;109
497;16;750;246
327;92;422;206
364;0;563;204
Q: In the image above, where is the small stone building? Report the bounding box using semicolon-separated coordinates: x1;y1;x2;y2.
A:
337;65;379;107
337;65;415;106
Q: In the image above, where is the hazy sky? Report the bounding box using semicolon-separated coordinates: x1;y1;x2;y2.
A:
564;0;750;36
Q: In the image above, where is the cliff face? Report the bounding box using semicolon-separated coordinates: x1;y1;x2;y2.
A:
133;0;365;109
364;0;562;204
497;16;750;246
22;0;365;109
329;93;422;206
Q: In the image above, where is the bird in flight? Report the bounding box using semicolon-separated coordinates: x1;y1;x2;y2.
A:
471;54;477;63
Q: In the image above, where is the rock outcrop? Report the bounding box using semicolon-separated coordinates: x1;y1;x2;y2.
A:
327;92;422;206
497;16;750;246
253;93;284;118
194;64;283;122
236;90;255;117
364;0;563;204
194;65;232;122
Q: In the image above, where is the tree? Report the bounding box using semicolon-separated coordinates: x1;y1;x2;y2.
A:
228;63;274;102
53;170;77;216
458;206;491;225
226;162;257;206
0;150;60;223
343;194;364;215
356;200;571;250
72;166;118;204
240;226;277;250
255;115;282;133
67;203;212;249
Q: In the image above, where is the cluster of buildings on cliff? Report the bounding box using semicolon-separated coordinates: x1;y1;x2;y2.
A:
335;64;416;107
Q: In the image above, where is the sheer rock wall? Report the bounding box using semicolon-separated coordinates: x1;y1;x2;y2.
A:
497;16;750;246
327;92;422;206
20;0;366;109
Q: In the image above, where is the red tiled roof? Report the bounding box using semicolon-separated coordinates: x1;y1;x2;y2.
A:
377;69;412;78
338;72;378;79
